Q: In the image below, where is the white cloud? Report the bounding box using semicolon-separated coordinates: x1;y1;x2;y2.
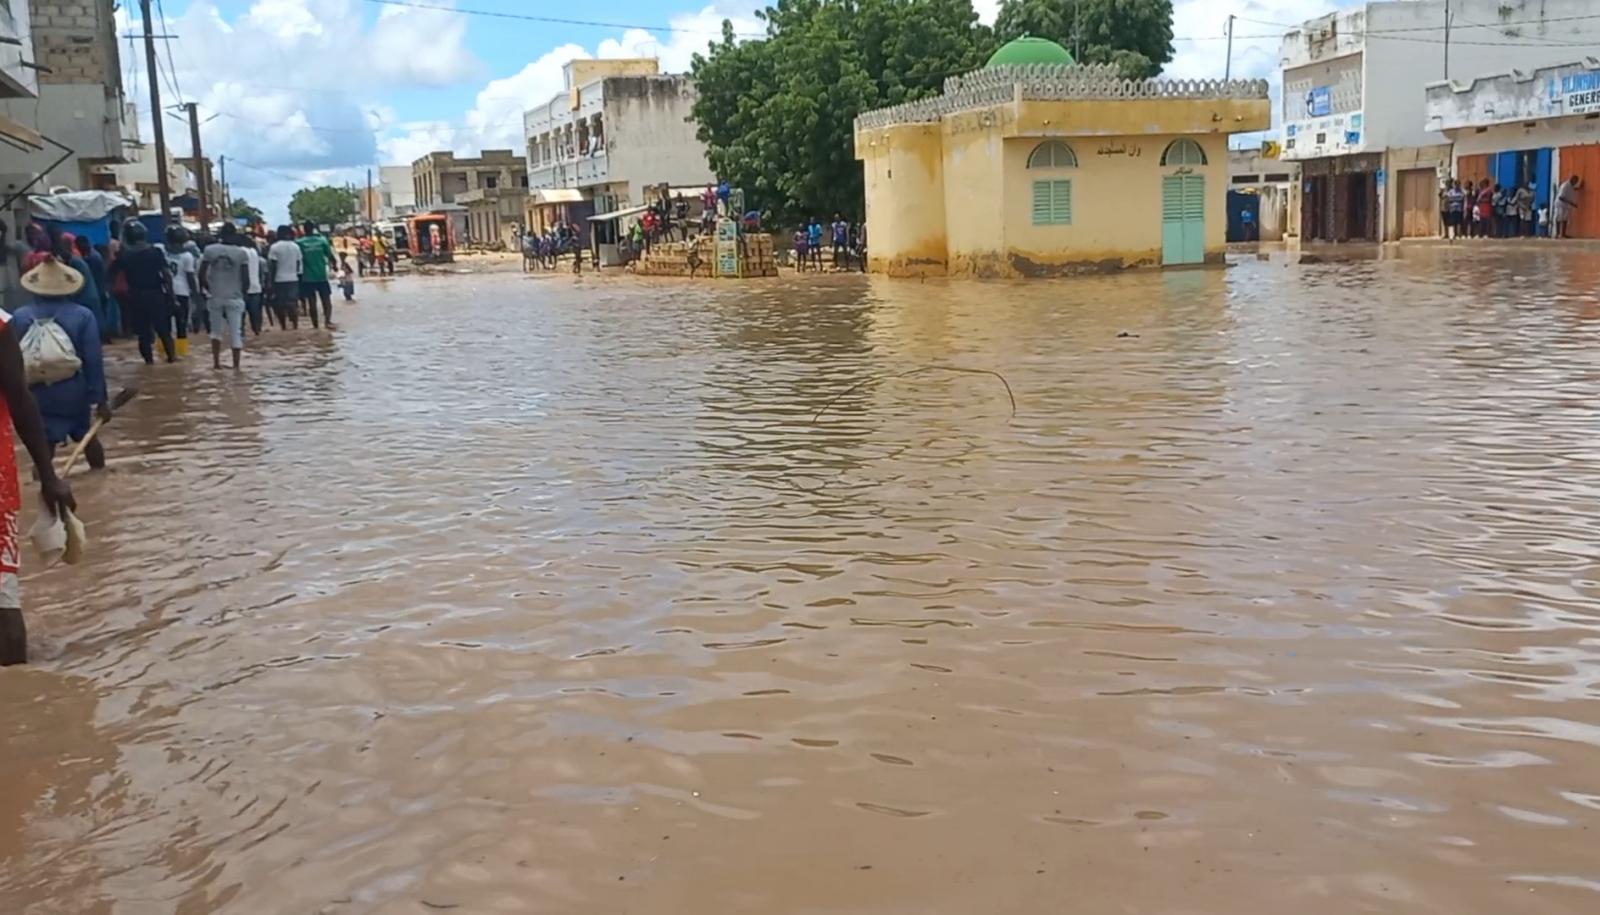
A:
378;3;763;165
118;0;479;221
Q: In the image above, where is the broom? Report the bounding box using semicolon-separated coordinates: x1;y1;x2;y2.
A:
57;386;137;477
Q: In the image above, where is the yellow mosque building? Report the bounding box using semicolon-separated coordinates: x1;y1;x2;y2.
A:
854;37;1271;277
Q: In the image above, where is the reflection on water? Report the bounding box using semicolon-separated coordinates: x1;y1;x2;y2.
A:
5;247;1600;913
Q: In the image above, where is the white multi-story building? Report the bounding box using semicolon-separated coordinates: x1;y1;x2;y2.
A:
522;57;713;232
1278;0;1600;242
378;165;415;219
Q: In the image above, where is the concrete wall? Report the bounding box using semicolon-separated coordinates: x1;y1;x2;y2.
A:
30;0;120;87
1002;133;1229;275
1426;59;1600;132
0;82;121;187
603;76;714;204
379;164;414;216
940;109;1003;276
0;0;38;97
859;122;947;276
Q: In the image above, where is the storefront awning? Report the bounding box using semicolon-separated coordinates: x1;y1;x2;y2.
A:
587;204;649;222
0;113;44;152
534;188;585;204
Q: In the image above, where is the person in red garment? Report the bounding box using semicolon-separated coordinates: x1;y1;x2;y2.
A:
0;258;79;665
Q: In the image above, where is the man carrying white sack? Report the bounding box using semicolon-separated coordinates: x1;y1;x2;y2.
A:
0;257;78;665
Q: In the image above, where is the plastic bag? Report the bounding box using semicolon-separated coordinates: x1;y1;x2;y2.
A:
20;317;81;385
29;507;86;565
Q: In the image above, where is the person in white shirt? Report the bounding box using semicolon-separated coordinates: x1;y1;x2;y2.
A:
240;233;265;334
266;224;303;329
161;226;197;349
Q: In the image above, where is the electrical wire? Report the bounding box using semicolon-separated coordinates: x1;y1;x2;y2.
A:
226;157;313;184
154;0;185;103
361;0;766;38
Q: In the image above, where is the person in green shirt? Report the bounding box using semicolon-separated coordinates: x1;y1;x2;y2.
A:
296;222;336;329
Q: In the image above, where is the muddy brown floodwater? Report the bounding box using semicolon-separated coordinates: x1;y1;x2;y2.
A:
4;247;1600;914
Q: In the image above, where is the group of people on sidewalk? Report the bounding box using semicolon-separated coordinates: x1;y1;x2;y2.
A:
1441;174;1583;240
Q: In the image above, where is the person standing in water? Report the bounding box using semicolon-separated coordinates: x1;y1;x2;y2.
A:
161;226;196;353
0;258;81;666
9;257;110;466
108;222;175;363
1554;175;1581;239
239;229;265;336
267;225;303;330
296;222;336;329
198;224;251;370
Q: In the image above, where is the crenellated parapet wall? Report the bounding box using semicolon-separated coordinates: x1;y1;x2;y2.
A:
856;64;1271;130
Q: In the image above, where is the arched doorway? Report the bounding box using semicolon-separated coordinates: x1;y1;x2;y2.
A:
1161;139;1207;265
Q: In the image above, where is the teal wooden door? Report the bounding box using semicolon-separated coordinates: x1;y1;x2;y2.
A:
1161;174;1205;265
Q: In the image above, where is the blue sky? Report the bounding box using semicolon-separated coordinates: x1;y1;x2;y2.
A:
125;0;1356;221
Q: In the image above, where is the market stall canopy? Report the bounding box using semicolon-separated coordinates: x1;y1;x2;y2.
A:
534;188;585;204
28;189;134;222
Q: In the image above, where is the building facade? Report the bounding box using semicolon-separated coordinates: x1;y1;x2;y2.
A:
107;140;193;211
1227;149;1298;242
0;0;130;197
411;149;527;210
459;186;528;248
1279;0;1600;243
1426;58;1600;238
378;164;415;219
522;57;713;230
853;38;1269;278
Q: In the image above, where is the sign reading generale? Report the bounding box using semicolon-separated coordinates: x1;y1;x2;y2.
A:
1555;69;1600;115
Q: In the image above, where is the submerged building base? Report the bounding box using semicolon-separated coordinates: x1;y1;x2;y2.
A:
853;53;1270;281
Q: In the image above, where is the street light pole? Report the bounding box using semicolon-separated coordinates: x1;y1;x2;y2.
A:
1225;14;1236;81
185;102;209;230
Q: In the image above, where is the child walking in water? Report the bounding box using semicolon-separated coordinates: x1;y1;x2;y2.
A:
338;254;356;302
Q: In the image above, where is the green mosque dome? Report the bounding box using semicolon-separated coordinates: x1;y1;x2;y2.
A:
985;36;1075;68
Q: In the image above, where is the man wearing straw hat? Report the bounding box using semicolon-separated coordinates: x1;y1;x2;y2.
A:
10;256;110;461
0;257;80;665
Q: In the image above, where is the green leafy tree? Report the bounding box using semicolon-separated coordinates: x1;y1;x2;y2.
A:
228;197;265;225
287;185;357;228
690;0;995;227
994;0;1174;78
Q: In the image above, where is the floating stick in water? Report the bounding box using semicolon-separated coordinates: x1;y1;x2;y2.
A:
811;366;1017;424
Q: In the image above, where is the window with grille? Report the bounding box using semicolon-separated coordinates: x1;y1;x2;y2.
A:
1161;139;1208;167
1027;140;1078;169
1031;179;1072;225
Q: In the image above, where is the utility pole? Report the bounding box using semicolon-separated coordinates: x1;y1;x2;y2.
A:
366;167;373;222
1224;14;1235;81
1443;0;1452;80
138;0;171;235
219;155;228;220
184;102;209;230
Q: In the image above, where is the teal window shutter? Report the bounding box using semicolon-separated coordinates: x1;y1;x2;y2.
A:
1052;179;1072;224
1032;179;1072;225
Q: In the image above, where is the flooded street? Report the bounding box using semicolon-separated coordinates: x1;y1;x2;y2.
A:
5;248;1600;914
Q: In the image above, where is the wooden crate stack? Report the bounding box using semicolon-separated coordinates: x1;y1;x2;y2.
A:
633;234;779;278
